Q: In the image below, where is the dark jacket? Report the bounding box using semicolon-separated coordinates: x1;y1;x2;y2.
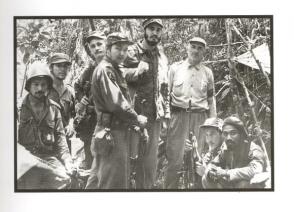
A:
18;94;71;164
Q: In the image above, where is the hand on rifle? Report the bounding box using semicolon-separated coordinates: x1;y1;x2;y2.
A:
185;138;193;152
64;160;77;177
75;96;90;113
137;115;147;128
207;164;228;181
65;119;76;137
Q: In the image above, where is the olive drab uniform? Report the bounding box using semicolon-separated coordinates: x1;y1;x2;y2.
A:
48;85;75;128
202;141;266;189
74;61;97;168
123;41;169;189
48;85;75;152
17;95;72;189
91;56;139;189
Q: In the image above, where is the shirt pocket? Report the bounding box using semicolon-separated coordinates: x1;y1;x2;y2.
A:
40;120;56;146
18;117;35;145
172;78;184;97
200;79;208;98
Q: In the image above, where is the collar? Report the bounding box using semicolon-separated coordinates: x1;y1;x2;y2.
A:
137;40;160;55
104;56;120;69
184;59;203;70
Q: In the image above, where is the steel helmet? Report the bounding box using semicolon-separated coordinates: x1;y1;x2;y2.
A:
25;61;53;91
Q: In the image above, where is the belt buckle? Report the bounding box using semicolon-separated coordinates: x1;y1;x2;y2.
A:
185;107;192;113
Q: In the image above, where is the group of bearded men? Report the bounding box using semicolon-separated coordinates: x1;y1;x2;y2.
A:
17;19;267;190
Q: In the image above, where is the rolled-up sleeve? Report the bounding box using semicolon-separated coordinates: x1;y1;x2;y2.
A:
227;148;265;182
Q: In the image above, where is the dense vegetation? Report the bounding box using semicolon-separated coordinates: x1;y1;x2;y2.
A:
16;17;272;160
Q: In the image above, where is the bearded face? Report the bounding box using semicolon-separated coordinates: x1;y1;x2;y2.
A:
144;23;163;46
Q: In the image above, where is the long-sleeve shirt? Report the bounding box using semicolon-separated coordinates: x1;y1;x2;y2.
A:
169;60;216;115
18;95;71;164
91;56;138;125
48;85;75;127
212;141;265;182
123;41;170;121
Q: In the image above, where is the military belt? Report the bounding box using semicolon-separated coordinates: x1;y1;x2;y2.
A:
171;106;207;113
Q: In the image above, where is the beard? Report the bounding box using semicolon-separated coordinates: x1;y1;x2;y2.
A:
144;33;161;46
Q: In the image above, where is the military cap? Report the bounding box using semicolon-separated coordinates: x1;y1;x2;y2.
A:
200;117;224;132
25;61;53;91
223;116;249;139
189;37;207;48
86;31;106;43
142;19;163;29
49;53;71;65
106;32;133;47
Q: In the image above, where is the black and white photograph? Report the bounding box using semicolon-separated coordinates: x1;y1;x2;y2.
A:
15;16;273;191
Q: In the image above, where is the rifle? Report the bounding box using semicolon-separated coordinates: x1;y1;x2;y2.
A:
179;100;200;189
73;81;92;129
128;99;149;189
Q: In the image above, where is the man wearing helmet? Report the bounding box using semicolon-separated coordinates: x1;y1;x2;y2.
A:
202;116;266;189
199;117;224;165
74;31;106;169
17;61;74;189
90;33;147;189
123;19;169;189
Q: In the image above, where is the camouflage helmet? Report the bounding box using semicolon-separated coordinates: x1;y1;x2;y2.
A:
223;116;249;139
25;61;53;92
200;117;224;132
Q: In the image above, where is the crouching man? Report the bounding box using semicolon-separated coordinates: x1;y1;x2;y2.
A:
17;62;75;189
202;116;266;189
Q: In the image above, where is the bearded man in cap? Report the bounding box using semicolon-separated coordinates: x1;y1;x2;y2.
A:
74;31;106;169
17;61;74;189
48;53;75;152
123;18;169;189
90;32;147;189
165;37;216;189
202;116;266;189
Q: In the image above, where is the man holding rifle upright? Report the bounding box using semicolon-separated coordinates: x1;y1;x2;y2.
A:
123;19;170;189
165;37;216;189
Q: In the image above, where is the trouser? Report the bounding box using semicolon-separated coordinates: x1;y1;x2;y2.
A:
85;153;100;189
135;120;161;189
78;125;95;169
17;156;70;189
91;125;130;189
165;111;207;189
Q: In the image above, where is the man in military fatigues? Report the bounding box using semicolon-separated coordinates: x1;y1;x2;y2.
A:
17;62;74;189
202;116;266;189
48;53;75;152
74;31;106;169
90;33;147;189
123;19;170;189
165;37;217;189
